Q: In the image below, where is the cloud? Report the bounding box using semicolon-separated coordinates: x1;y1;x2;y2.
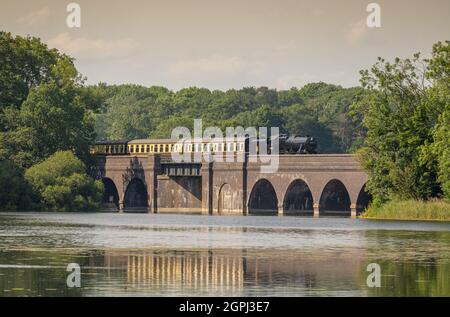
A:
168;55;263;77
346;18;369;43
47;32;139;59
16;7;50;26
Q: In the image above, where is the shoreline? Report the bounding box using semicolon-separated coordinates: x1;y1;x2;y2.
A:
361;199;450;222
361;216;450;223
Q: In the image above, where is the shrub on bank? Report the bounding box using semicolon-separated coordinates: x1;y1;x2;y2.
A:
362;199;450;221
25;151;104;211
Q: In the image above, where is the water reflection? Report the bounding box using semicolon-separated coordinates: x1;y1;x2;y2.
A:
0;213;449;296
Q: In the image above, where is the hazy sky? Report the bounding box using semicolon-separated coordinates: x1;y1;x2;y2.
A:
1;0;449;90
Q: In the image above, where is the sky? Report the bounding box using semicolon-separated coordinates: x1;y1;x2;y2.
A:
1;0;449;90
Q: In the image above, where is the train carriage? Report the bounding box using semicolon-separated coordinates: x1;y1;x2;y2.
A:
90;134;317;156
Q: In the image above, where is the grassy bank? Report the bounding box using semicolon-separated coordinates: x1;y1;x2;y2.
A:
362;200;450;221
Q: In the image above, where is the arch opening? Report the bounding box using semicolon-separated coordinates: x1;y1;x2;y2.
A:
218;183;233;215
283;179;314;215
101;178;119;211
319;179;351;215
356;184;372;214
248;179;278;215
124;178;148;212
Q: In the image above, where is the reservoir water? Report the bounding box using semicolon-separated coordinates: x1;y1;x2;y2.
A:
0;212;449;296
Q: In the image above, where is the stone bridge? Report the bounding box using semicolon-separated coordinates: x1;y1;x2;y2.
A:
92;154;370;217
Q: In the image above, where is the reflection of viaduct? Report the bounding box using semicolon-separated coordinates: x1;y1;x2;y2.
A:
92;154;370;217
88;249;366;295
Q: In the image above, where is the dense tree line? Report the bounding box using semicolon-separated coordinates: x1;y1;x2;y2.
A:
93;83;367;154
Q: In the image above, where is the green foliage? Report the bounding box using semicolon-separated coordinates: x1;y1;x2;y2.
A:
363;199;450;221
0;32;64;112
431;107;450;199
0;34;100;169
0;159;35;210
95;83;366;153
151;115;195;138
426;41;450;199
25;151;103;211
356;41;450;203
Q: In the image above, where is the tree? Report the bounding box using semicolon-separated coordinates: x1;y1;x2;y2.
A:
0;32;65;113
25;151;103;211
281;103;337;153
425;41;450;199
356;42;449;203
0;159;35;210
0;57;99;168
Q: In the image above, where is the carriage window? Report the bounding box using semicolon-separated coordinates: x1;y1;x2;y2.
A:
146;145;150;152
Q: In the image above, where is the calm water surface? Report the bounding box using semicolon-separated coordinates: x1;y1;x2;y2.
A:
0;212;449;297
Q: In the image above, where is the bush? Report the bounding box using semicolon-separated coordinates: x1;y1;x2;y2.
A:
25;151;103;211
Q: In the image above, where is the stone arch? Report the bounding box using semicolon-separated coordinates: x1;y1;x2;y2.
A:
248;179;278;215
319;179;351;215
124;178;148;212
283;179;314;215
101;178;119;211
217;183;233;215
356;184;372;213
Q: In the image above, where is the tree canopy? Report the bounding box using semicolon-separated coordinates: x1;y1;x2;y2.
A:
93;83;367;154
0;32;103;211
0;32;101;169
355;41;450;203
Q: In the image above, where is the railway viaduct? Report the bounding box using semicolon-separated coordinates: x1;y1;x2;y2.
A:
91;154;370;217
